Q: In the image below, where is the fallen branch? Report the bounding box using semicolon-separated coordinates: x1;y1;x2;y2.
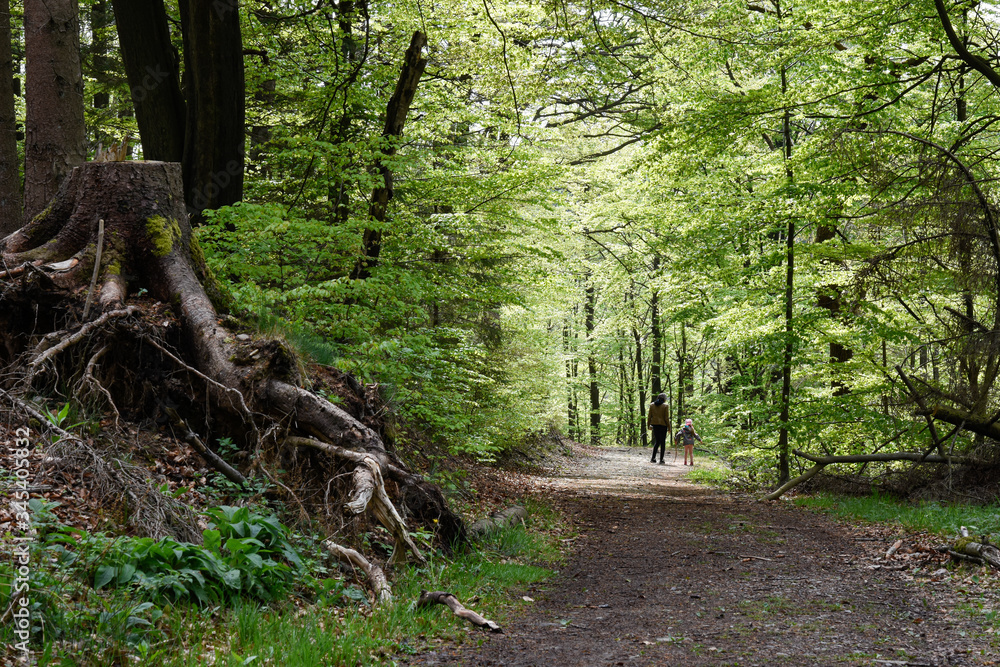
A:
323;540;392;606
914;403;1000;443
417;591;502;632
468;505;528;538
793;449;988;466
946;526;1000;569
759;463;825;501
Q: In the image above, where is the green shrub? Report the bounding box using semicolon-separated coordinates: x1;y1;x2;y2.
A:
96;506;303;605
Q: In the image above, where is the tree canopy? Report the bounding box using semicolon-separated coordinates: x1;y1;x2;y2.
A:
6;0;1000;490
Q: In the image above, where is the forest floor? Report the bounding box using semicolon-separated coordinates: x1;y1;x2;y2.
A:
408;444;1000;667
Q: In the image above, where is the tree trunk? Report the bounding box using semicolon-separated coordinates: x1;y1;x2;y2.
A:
0;0;20;233
776;58;794;485
585;280;600;445
633;325;647;447
23;0;86;222
352;31;427;279
814;222;853;396
111;0;186;162
90;0;113;111
650;256;661;396
178;0;245;223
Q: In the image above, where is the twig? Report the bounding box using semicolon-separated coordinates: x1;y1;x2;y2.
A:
163;406;246;487
82;218;105;321
80;345;120;427
739;555;774;562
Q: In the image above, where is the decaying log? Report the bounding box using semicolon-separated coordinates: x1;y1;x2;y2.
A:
417;590;502;632
323;540;392;606
468;505;528;538
945;526;1000;569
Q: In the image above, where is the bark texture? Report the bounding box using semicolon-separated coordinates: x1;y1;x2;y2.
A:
0;0;20;233
23;0;86;222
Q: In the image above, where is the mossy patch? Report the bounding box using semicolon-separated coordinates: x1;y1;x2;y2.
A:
146;215;182;257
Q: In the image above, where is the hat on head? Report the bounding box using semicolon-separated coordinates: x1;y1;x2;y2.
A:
657;393;667;402
684;418;693;426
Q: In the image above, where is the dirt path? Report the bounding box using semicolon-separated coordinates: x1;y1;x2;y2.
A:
412;446;997;666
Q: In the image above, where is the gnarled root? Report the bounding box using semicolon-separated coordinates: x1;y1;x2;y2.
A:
323;541;393;606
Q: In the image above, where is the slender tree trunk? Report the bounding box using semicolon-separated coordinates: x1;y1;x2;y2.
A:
650;256;661;396
0;0;20;233
633;326;647;447
178;0;245;223
90;0;112;111
23;0;86;222
564;321;577;438
585;281;600;445
111;0;185;163
352;31;427;279
677;323;687;420
776;61;795;484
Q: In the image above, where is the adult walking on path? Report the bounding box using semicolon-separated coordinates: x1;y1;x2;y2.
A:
675;418;702;466
647;393;670;464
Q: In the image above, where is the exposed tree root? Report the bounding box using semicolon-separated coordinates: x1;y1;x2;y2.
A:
3;388;200;541
0;161;466;598
163;405;247;487
28;307;136;373
323;541;393;606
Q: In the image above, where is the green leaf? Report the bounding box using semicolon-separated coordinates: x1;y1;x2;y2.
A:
95;565;117;590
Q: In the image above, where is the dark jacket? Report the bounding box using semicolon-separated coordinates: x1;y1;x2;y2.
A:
674;425;702;446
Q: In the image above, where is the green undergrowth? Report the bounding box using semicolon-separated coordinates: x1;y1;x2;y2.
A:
794;492;1000;538
1;498;563;666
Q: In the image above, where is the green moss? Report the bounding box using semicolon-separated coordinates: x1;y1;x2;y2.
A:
146;215;182;257
105;260;121;276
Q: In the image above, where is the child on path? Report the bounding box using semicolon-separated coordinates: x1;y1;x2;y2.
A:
674;418;702;466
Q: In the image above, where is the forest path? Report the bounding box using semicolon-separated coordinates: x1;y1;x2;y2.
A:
410;446;995;666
